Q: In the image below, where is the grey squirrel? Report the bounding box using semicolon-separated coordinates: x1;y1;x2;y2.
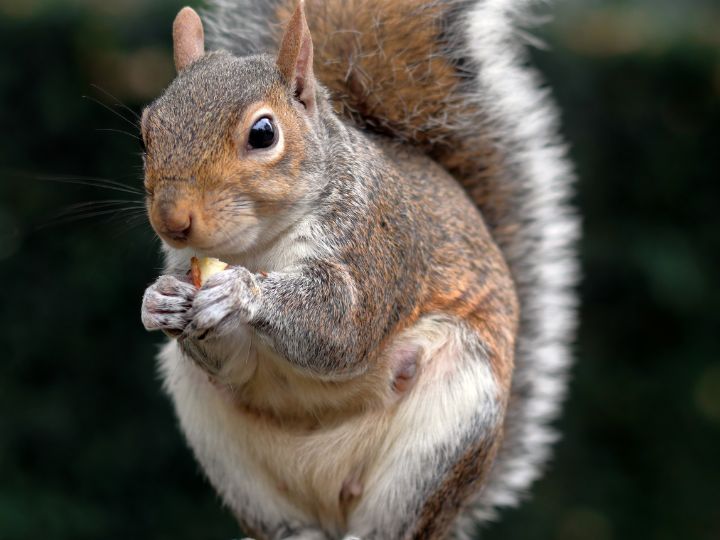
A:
139;0;578;538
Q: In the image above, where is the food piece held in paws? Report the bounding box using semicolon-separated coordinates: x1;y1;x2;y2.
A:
190;256;229;288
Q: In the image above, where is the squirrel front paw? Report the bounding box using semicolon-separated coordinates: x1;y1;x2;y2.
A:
182;265;261;340
141;275;196;336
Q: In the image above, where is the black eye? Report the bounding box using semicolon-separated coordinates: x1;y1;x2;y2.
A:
247;117;276;150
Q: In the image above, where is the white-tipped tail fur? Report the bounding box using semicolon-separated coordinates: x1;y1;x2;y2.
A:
451;1;579;537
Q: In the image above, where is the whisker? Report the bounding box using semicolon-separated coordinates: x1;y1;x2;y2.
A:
110;214;152;238
35;174;144;196
39;172;143;187
95;128;142;141
50;201;146;219
90;83;141;121
38;207;148;229
41;199;146;225
82;94;140;131
53;202;146;217
114;211;150;223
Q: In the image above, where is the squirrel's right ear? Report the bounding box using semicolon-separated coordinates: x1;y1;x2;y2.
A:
173;7;205;72
277;0;316;114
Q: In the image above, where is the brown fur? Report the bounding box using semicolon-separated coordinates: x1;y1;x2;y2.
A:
275;0;510;240
277;0;468;140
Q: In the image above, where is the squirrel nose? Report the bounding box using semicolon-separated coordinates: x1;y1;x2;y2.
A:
160;206;193;242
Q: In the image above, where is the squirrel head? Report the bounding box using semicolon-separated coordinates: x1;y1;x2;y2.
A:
142;2;326;255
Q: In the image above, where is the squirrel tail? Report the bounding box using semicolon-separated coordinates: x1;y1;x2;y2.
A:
204;0;579;532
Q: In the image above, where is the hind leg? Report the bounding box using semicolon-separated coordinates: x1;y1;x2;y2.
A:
346;419;501;540
345;320;506;539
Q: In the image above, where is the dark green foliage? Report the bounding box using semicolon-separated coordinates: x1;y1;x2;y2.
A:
0;1;718;539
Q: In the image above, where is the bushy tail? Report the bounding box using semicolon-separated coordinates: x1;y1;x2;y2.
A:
204;0;579;533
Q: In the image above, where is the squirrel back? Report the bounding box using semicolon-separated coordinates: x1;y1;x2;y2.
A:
203;0;579;532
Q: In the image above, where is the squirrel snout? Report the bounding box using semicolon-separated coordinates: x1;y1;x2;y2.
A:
154;203;193;243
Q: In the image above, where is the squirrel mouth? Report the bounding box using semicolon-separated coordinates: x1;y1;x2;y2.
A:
186;226;261;260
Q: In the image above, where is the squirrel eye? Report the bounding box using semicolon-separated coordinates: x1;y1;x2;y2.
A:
247;117;276;150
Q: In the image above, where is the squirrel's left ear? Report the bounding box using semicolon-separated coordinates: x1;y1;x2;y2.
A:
173;7;205;72
277;0;316;114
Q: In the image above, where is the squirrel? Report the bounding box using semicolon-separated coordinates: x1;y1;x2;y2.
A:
139;0;578;538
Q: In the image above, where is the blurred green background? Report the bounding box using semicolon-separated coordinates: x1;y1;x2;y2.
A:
0;0;718;538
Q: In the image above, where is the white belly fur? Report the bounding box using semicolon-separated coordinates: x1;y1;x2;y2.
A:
157;315;501;536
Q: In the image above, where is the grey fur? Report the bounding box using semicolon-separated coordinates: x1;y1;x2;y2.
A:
202;0;579;536
141;275;196;333
183;266;261;339
453;2;580;535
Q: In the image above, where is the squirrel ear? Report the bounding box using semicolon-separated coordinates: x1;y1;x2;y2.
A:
276;0;316;114
173;7;205;72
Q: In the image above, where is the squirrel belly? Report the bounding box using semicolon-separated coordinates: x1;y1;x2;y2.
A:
159;315;502;537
